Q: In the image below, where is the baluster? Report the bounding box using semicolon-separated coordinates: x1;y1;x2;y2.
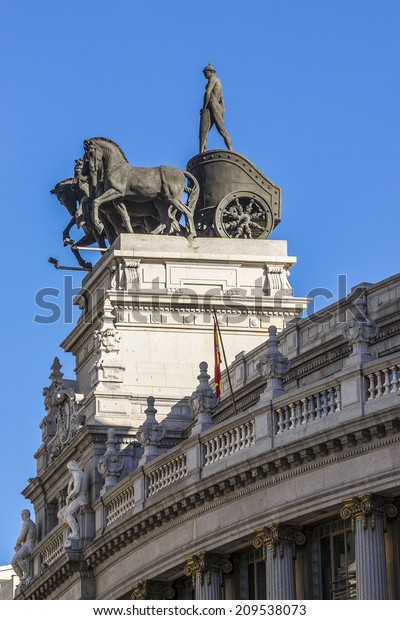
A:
366;373;376;400
307;395;316;420
250;421;255;444
293;401;300;426
315;393;323;417
227;430;232;454
376;371;384;397
301;398;308;424
276;408;284;434
289;403;296;428
284;405;291;431
390;366;399;392
239;424;246;448
327;388;335;413
233;426;240;451
335;386;341;411
216;435;222;460
213;437;218;462
204;441;211;465
322;390;329;416
383;368;391;395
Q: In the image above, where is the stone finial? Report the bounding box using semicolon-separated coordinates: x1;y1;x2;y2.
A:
136;397;165;464
257;326;290;399
97;428;124;496
190;362;217;435
344;293;379;363
49;357;64;382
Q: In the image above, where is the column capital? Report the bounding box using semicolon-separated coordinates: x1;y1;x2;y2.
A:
184;552;232;588
131;579;174;600
340;494;397;532
253;523;306;558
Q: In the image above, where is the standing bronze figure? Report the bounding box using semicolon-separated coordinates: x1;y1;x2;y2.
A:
199;64;232;153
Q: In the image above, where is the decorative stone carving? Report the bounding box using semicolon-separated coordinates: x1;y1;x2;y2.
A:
340;494;397;533
136;397;165;464
97;429;125;496
253;523;306;559
184;552;232;599
131;579;175;600
264;265;292;296
257;326;291;399
11;509;37;586
91;297;125;388
190;362;217;435
57;461;88;545
344;293;379;363
42;358;85;462
109;258;141;291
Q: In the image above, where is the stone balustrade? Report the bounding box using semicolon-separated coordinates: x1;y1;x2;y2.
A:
203;420;255;466
147;453;187;497
366;364;400;400
105;485;135;526
274;385;341;434
40;525;68;567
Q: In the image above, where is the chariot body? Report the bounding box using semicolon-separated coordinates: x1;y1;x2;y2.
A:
187;150;282;239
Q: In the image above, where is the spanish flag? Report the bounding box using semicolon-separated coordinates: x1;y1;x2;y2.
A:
214;317;222;398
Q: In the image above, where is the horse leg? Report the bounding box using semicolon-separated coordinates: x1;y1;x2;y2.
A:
69;234;93;269
92;188;124;234
167;197;196;238
113;200;134;234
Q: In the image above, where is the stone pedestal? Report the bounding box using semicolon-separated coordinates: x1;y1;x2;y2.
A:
184;552;232;600
253;524;305;600
341;494;397;600
61;235;308;428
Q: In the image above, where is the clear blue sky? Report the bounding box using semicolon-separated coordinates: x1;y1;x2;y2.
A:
0;0;399;565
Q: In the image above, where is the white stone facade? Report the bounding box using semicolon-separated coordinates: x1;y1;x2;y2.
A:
15;239;400;601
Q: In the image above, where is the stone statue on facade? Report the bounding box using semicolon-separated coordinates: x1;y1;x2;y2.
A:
199;64;233;153
98;429;124;496
57;460;88;541
257;325;291;399
11;509;37;585
344;292;379;364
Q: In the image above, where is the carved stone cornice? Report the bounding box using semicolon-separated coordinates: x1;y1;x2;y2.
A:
253;524;305;559
184;552;232;588
340;494;397;532
131;579;174;600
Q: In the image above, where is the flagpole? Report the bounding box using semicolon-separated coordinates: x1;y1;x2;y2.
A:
212;307;238;417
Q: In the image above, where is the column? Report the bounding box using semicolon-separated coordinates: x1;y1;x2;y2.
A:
184;552;232;600
340;494;397;600
253;524;305;600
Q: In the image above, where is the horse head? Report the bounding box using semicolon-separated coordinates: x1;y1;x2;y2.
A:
51;179;78;216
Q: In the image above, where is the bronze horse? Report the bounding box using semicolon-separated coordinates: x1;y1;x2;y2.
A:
83;137;199;238
51;177;107;269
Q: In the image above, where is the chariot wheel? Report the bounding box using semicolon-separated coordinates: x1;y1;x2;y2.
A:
214;191;274;239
